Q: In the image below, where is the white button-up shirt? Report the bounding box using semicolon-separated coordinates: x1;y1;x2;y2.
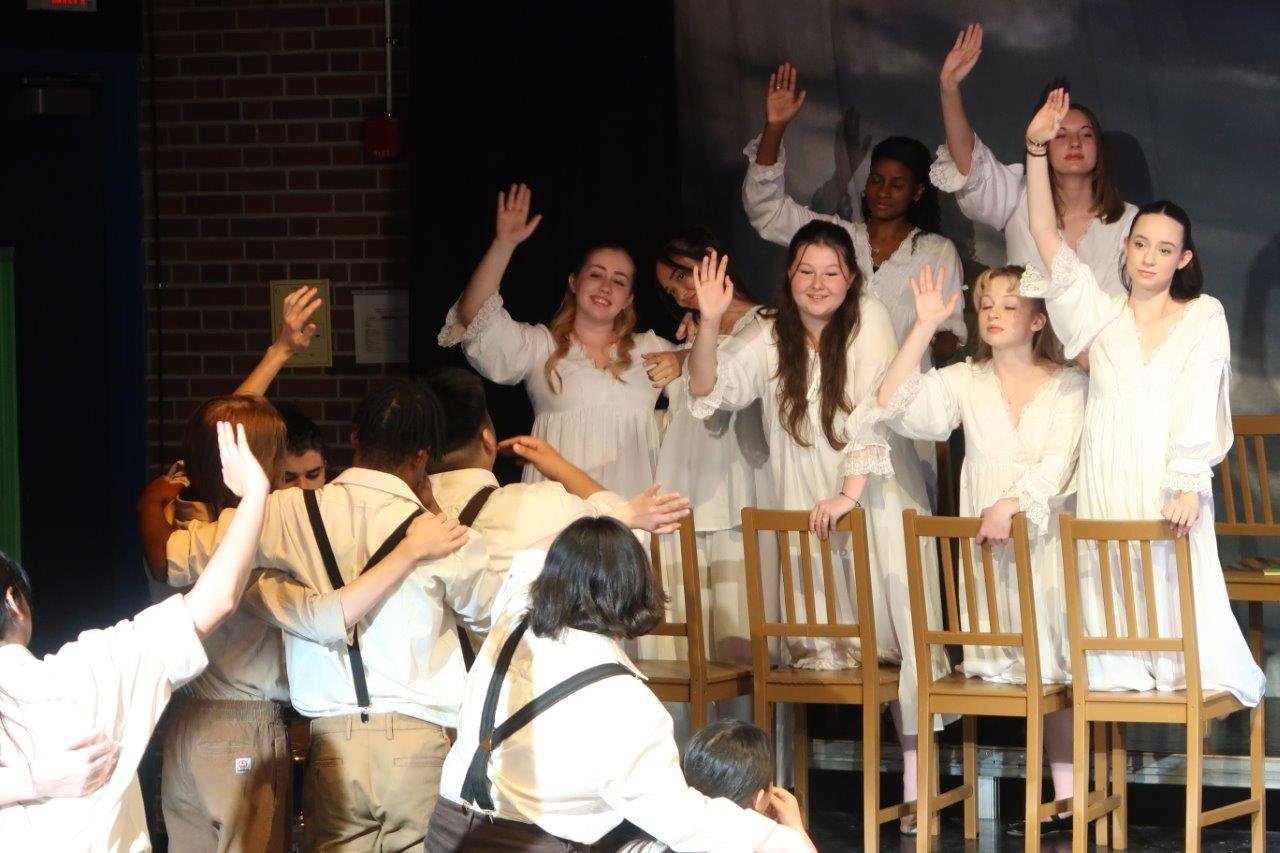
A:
437;551;812;852
0;595;208;852
430;467;623;576
166;467;503;727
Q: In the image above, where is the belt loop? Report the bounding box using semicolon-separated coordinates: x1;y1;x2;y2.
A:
345;714;353;740
386;712;394;741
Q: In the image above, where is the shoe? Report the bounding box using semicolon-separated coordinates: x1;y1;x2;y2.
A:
899;813;917;836
1006;814;1071;836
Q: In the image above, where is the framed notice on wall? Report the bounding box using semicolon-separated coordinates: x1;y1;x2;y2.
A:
270;279;333;368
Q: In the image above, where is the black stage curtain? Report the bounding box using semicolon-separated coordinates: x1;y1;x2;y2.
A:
410;2;682;481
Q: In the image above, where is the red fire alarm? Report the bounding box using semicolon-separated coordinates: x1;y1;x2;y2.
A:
364;115;401;161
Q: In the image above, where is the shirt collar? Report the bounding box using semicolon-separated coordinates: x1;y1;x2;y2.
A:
330;467;425;506
429;468;499;492
554;626;646;680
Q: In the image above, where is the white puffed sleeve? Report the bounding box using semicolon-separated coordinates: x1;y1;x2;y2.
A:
1164;301;1233;496
437;292;555;385
841;298;898;477
888;362;969;443
1019;244;1124;359
998;368;1088;535
930;132;1025;231
742;135;855;247
687;317;771;419
932;237;969;343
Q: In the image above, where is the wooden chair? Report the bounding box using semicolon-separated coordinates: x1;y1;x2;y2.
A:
741;507;908;851
1059;513;1266;853
935;439;959;518
1216;414;1280;659
904;510;1075;853
633;513;752;732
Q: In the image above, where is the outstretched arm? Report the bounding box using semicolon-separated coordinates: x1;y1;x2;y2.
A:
182;423;270;638
1025;88;1070;267
496;435;605;500
457;183;542;327
876;265;958;407
235;284;322;396
938;24;983;177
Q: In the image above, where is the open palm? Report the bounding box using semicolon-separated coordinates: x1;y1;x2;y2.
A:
940;24;983;89
1027;87;1069;145
692;250;734;321
765;62;807;125
495;182;542;246
910;264;958;328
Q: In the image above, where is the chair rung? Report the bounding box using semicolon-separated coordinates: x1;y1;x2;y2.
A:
758;623;860;639
876;801;914;823
1200;797;1261;828
1079;637;1183;652
1038;795;1073;819
924;630;1023;646
923;783;972;815
1085;793;1122;821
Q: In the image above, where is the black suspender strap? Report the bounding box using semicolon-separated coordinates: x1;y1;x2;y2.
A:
459;616;634;811
302;488;424;722
453;485;497;671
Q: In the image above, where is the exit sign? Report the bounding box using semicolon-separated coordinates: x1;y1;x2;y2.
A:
27;0;97;10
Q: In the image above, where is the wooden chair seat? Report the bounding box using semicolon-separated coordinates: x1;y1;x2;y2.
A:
1224;555;1280;573
928;672;1069;703
634;658;752;686
762;663;899;687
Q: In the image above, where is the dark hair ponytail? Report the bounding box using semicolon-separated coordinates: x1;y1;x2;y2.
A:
1124;200;1203;301
0;552;32;639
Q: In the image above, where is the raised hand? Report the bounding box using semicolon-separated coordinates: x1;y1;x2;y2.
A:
274;284;322;357
217;421;269;500
494;183;543;246
692;249;734;323
765;786;807;834
1027;87;1069;146
940;24;983;90
909;264;959;331
765;62;807;127
401;511;470;561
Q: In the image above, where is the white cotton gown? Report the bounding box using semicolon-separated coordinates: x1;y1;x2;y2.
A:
439;293;675;496
931;132;1138;298
1021;246;1265;706
873;360;1088;684
644;306;776;673
690;297;951;734
740;134;969;508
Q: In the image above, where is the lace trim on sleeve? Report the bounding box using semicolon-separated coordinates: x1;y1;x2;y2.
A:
929;133;990;194
999;472;1052;536
437;291;503;348
1019;244;1086;301
1162;468;1212;497
841;443;894;479
688;359;738;421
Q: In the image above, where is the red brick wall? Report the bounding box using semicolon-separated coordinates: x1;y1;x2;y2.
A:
142;0;411;472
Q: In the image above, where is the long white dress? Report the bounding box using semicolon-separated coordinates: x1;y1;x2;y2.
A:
689;297;950;734
742;135;969;368
1020;245;1265;705
931;132;1138;298
648;306;775;672
869;360;1087;684
439;293;676;496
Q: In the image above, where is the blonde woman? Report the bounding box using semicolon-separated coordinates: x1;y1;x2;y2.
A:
439;184;676;496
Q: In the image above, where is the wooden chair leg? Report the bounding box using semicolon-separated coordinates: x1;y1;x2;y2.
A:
915;728;931;853
1185;713;1203;853
1251;700;1266;852
1093;721;1110;847
689;687;707;733
1072;715;1089;853
1111;722;1128;850
793;703;809;827
929;734;942;837
862;702;880;853
963;715;978;840
1025;712;1044;853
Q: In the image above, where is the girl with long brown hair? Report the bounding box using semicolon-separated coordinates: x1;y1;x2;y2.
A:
869;264;1087;835
439;184;676;496
935;24;1137;296
686;220;949;826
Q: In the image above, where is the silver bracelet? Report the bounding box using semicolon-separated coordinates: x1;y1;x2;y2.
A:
840;491;862;508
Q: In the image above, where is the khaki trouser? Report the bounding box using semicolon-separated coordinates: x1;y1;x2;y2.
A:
303;711;452;852
161;697;291;853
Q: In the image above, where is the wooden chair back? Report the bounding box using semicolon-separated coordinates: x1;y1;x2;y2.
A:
902;510;1041;687
741;507;877;680
1216;414;1280;537
646;513;706;682
1059;514;1198;695
935;439;959;518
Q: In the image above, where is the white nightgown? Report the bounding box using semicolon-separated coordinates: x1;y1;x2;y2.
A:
871;360;1087;684
742;135;969;368
931;131;1138;298
439;293;676;497
1020;245;1265;705
689;297;950;734
649;306;775;671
